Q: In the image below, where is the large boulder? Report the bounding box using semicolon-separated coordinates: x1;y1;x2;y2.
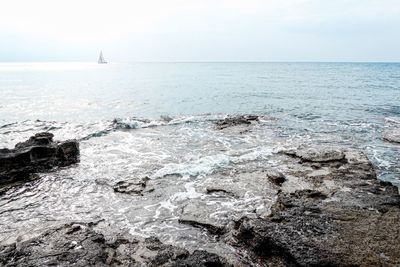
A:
0;132;79;190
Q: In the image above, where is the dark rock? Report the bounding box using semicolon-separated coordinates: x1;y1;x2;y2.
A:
56;141;80;167
206;187;236;197
171;250;231;267
215;115;259;130
266;170;286;186
113;176;151;195
227;147;400;266
112;118;150;130
0;133;79;190
0;222;231;267
179;218;226;236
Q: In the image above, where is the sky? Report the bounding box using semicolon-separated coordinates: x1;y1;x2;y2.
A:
0;0;399;62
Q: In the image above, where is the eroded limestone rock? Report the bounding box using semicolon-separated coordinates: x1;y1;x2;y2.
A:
0;222;232;267
0;132;79;192
226;147;400;266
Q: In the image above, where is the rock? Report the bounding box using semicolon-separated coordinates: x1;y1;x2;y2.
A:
283;146;346;163
172;250;231;267
112;118;151;130
215;115;259;130
206;187;236;197
179;201;227;235
160;115;173;123
227;147;400;266
0;132;79;190
383;129;400;143
113;177;151;195
266;170;286;186
0;222;231;267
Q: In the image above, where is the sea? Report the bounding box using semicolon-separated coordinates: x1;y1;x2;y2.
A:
0;62;399;261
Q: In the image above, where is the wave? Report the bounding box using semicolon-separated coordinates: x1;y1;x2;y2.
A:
1;113;275;144
385;117;400;125
80;114;228;141
112;114;225;130
153;147;273;179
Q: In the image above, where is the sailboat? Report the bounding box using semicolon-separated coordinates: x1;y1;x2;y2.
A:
98;51;107;64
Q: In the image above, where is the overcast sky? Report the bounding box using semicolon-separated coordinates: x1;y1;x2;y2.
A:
1;0;399;62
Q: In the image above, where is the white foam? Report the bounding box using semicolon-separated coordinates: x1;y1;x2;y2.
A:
153;154;231;178
385;117;400;125
232;147;273;163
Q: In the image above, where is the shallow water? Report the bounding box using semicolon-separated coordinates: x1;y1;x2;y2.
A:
0;62;399;262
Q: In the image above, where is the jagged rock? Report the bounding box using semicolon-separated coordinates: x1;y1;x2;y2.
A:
0;132;79;190
215;115;259;130
227;147;400;266
113;177;152;195
0;222;231;267
383;129;400;143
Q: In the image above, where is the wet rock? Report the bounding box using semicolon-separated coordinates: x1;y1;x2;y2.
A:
179;202;227;235
0;132;79;190
160;115;173;123
383;129;400;144
112;117;151;130
202;168;277;199
206;187;236;197
383;118;400;144
113;177;151;195
283;146;346;163
215;115;259;130
0;222;231;267
266;170;286;186
227;147;400;266
172;250;231;267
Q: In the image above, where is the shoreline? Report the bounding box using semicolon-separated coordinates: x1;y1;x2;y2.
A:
0;115;399;266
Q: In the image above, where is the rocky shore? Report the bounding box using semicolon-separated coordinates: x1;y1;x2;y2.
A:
225;146;400;266
0;132;79;194
0;120;399;266
0;222;230;267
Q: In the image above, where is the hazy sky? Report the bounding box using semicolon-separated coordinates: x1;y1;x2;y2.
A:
1;0;399;62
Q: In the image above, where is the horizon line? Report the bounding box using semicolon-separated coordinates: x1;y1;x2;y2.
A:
0;60;400;64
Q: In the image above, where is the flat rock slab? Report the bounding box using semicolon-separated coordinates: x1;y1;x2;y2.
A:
0;222;232;267
179;201;228;235
283;146;346;162
383;129;400;143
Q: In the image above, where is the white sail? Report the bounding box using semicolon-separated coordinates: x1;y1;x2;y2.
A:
98;51;107;64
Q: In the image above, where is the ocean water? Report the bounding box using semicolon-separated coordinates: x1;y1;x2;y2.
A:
0;62;399;262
